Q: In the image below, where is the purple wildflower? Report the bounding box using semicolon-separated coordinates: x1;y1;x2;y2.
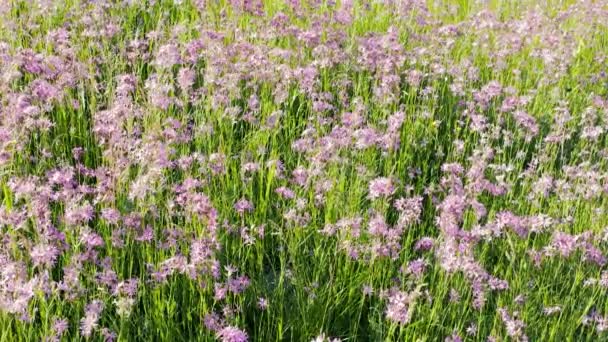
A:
234;198;254;215
385;290;419;325
216;326;248;342
368;177;395;200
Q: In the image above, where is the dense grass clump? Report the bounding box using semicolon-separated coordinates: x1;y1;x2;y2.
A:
0;0;608;341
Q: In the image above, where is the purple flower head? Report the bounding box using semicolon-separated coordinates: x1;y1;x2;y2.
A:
52;318;69;335
275;186;295;199
583;244;606;266
30;243;59;268
203;312;222;332
394;196;423;226
512;110;539;137
445;332;462;342
80;300;104;338
216;326;248;342
368;177;395;200
101;208;121;225
257;297;268;310
385;290;419;325
414;237;435;252
154;44;181;68
177;68;195;92
227;275;251;294
31;79;60;103
405;258;427;278
368;213;389;236
234;198;254;215
65;202;94;226
498;308;527;340
543;306;562;316
291;167;309;186
550;231;577;257
354;127;379;149
214;283;227;300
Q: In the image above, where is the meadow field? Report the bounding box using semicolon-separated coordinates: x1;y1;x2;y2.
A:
0;0;607;341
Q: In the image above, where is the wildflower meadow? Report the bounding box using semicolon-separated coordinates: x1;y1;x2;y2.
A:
0;0;607;341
